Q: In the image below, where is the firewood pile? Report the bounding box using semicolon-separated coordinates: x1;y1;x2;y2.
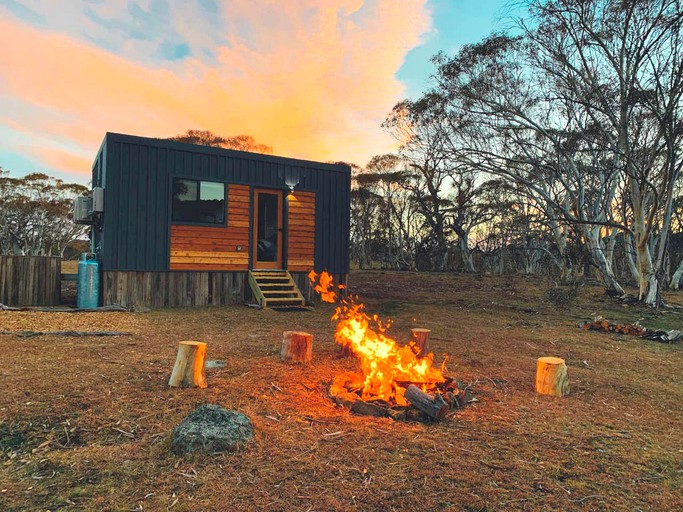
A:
329;371;471;422
580;316;682;343
580;317;645;336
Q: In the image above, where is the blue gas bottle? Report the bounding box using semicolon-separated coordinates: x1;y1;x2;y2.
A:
77;253;100;308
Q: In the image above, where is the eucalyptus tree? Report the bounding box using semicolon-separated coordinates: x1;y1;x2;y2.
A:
384;96;457;271
349;184;383;269
169;129;273;154
431;33;626;294
522;0;683;305
384;94;492;272
0;170;88;256
360;154;418;270
448;173;485;272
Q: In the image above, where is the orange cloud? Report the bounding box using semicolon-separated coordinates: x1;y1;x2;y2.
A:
31;147;93;177
0;1;431;178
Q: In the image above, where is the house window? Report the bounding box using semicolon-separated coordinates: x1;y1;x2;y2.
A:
172;178;226;224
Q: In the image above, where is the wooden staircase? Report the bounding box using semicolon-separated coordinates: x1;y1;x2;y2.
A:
248;270;306;309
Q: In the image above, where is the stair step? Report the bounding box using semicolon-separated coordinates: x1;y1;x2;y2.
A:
248;270;306;309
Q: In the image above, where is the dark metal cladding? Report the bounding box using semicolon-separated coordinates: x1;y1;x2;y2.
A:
90;132;351;274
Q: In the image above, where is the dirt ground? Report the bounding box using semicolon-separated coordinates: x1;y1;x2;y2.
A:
1;271;682;511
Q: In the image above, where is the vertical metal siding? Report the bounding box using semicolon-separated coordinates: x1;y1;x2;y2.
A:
99;133;350;273
137;144;148;268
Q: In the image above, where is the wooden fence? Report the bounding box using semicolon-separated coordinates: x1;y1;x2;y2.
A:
0;256;61;306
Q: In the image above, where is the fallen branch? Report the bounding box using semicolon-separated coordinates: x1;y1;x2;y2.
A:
0;303;128;313
0;330;133;338
640;329;683;343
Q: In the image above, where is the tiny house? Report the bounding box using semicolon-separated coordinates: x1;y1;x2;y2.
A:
88;132;350;308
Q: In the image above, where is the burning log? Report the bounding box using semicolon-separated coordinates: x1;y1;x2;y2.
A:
169;341;208;388
535;357;569;397
281;331;312;363
410;328;431;358
404;384;450;419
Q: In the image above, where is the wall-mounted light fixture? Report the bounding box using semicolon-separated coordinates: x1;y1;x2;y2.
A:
279;169;302;198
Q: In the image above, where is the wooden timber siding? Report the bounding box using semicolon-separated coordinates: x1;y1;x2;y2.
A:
102;271;246;307
287;191;315;271
170;184;250;270
0;256;61;306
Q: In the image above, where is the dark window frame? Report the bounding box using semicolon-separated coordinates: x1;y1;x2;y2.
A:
170;176;228;227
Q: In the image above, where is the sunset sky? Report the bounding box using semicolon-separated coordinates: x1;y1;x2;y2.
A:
0;0;518;183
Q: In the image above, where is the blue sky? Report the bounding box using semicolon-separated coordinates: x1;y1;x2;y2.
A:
0;0;523;184
399;0;522;97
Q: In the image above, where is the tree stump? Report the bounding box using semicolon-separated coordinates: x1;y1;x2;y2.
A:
169;341;208;388
535;356;569;396
410;328;431;358
281;331;312;363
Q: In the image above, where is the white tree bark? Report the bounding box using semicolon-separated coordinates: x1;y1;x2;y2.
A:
584;227;624;296
624;233;641;284
459;234;476;272
670;260;683;290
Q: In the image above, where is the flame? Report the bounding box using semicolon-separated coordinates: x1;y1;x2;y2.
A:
310;271;446;402
308;270;338;303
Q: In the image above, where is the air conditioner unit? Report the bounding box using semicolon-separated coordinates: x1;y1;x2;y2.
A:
74;196;93;224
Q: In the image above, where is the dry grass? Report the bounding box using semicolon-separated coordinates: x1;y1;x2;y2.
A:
1;271;682;511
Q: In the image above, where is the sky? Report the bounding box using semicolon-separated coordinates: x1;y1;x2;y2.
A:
0;0;522;184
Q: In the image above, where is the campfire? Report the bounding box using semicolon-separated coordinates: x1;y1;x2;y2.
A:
309;271;468;421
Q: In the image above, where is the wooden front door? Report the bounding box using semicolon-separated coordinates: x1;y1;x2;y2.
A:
252;189;283;269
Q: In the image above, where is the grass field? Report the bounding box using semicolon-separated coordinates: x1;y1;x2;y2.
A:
1;271;682;511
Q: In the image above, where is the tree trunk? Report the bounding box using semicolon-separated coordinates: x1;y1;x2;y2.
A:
169;341;208;388
434;243;449;272
459;235;476;272
281;331;313;363
670;260;683;290
584;227;624;295
535;357;569;397
635;237;663;307
630;177;664;307
549;219;572;282
624;233;641;284
604;228;617;269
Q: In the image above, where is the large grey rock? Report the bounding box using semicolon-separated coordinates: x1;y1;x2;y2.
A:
172;404;253;455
